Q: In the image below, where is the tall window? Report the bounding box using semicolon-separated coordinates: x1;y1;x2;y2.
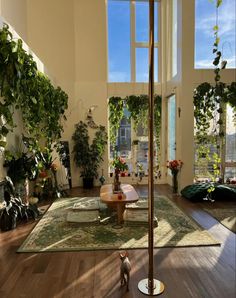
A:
172;0;177;77
195;0;236;69
109;109;153;175
194;104;236;182
225;104;236;180
107;0;160;82
109;97;161;176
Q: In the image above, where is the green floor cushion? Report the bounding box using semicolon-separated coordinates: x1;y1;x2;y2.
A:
181;183;211;201
181;183;236;201
213;185;236;201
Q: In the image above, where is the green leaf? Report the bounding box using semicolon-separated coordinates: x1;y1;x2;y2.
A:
217;0;222;7
31;97;37;104
0;140;7;148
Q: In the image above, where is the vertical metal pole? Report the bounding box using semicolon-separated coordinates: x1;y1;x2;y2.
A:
138;0;164;295
148;0;155;291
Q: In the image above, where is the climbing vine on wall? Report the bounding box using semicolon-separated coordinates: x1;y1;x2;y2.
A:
0;24;68;151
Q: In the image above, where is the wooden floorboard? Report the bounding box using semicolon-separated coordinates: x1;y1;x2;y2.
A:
0;184;235;298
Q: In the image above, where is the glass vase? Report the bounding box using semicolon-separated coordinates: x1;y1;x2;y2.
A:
172;172;178;194
113;169;121;192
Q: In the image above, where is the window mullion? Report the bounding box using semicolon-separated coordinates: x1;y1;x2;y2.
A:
131;1;136;82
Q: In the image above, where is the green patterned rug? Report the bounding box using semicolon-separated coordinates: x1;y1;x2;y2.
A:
17;196;220;252
204;206;236;233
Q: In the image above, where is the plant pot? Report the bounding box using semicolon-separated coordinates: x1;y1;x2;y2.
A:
83;177;94;189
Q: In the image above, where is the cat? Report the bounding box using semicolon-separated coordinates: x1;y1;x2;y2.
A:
119;251;131;292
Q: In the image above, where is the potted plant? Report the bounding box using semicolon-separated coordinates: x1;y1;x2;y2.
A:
72;121;107;188
3;150;38;203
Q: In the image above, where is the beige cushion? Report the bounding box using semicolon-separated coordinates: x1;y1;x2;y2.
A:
67;210;100;224
72;197;100;211
123;208;158;227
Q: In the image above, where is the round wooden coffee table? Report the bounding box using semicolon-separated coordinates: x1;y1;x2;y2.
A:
100;184;139;226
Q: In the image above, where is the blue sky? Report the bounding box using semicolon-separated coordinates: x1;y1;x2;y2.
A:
195;0;236;68
108;0;236;82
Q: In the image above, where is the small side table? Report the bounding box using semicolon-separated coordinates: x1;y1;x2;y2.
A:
100;184;139;225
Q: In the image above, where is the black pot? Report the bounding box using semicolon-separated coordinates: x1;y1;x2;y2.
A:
83;177;94;189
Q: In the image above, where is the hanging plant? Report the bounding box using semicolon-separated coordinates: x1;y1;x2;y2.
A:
108;96;124;147
108;94;162;153
126;95;149;130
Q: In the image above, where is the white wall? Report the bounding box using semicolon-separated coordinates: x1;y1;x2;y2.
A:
72;0;108;186
1;0;28;41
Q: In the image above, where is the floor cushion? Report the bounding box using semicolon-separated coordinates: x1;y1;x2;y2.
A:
213;185;236;201
181;183;236;201
180;183;211;201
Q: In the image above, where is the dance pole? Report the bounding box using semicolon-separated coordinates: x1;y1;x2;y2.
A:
138;0;164;295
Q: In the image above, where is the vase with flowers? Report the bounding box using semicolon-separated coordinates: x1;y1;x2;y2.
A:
112;154;128;192
167;159;183;194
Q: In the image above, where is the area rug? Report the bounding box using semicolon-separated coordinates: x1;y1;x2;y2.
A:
204;206;236;233
17;196;220;252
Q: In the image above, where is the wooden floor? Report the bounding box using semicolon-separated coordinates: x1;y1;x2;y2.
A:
0;184;235;298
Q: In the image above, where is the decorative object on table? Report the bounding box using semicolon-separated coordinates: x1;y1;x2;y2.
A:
111;154;128;192
167;159;183;194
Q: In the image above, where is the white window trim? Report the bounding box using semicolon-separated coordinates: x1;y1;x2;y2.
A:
130;0;161;82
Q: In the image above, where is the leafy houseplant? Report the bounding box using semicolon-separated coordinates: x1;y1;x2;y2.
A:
3;149;38;203
0;24;68;157
4;150;37;184
72;121;107;188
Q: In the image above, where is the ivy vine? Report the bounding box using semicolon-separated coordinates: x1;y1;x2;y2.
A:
108;97;124;146
108;94;162;152
0;24;68;152
193;0;236;185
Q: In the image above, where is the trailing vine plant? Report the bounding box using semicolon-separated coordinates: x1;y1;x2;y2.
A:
108;97;124;146
0;24;68;154
108;94;162;160
193;0;236;188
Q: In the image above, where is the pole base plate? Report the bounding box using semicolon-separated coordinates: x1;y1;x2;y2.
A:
138;278;164;296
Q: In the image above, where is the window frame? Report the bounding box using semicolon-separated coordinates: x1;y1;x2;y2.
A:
131;0;160;82
107;0;161;83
